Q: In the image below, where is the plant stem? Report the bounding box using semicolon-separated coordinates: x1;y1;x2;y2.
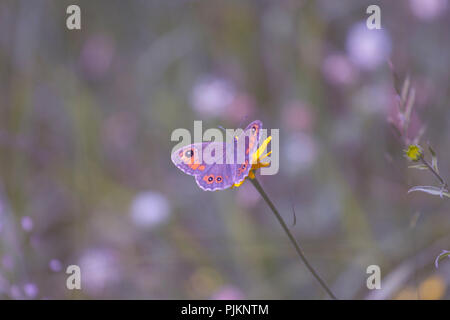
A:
250;177;338;300
420;156;448;189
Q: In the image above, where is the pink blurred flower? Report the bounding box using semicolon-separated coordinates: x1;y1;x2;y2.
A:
79;34;114;79
225;93;256;124
322;53;358;86
346;22;391;70
21;216;33;232
9;284;22;299
282;101;315;132
210;285;244;300
409;0;448;21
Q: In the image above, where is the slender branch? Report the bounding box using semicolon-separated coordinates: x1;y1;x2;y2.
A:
419;156;448;189
250;177;338;300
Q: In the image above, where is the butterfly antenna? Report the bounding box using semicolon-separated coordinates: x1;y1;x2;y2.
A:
290;196;297;227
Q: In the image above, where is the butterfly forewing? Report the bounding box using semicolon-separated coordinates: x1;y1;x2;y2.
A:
232;120;263;184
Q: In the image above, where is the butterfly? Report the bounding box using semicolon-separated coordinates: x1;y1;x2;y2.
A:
171;120;263;191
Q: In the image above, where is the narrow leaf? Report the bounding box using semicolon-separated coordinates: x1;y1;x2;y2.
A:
435;250;450;269
408;164;428;170
404;87;416;129
401;75;410;105
428;143;439;174
408;186;450;198
388;60;402;96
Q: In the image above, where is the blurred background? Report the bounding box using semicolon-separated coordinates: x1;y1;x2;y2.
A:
1;0;450;299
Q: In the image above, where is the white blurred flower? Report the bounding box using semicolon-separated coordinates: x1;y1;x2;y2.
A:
191;76;235;118
130;191;170;229
285;133;318;173
410;0;448;21
49;259;62;272
79;249;118;296
346;22;391;70
21;216;33;232
23;283;38;299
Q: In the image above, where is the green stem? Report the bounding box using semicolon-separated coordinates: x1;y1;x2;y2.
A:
250;177;338;300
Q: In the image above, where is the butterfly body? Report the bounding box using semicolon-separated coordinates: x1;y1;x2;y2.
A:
171;120;262;191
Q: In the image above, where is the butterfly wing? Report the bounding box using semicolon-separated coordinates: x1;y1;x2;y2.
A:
171;142;236;191
243;120;263;159
171;143;210;176
195;162;236;191
171;120;263;191
233;120;263;184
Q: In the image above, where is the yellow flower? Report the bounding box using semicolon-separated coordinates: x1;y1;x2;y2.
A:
405;144;423;162
394;275;447;300
232;136;272;188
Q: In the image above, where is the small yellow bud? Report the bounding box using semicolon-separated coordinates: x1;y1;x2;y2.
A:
405;144;423;162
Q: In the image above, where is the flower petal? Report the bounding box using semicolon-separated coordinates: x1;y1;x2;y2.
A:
252;136;272;164
232;136;272;188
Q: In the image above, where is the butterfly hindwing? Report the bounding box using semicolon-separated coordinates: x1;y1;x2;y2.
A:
195;162;235;191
